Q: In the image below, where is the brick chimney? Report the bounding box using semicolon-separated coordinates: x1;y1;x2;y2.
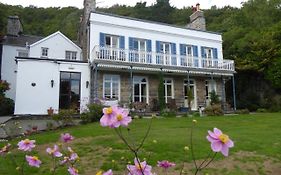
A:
78;0;96;61
7;16;23;36
186;3;206;31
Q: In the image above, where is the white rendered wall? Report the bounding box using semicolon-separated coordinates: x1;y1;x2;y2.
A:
1;45;25;100
89;13;223;61
14;59;90;115
29;33;82;60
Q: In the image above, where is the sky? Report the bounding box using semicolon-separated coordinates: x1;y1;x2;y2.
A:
0;0;248;9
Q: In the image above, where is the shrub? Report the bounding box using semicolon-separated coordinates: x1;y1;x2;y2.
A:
80;103;103;123
52;109;76;126
256;108;267;113
235;109;250;114
204;104;223;116
160;108;177;118
0;97;14;116
210;90;220;105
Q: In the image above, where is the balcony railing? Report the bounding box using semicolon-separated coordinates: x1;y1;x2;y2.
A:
92;46;235;71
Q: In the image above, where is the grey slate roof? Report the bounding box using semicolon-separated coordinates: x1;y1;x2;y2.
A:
1;34;44;47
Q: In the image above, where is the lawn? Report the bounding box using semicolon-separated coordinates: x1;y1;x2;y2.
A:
1;113;281;175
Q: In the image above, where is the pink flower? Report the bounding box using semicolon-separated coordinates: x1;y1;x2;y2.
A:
101;169;113;175
17;139;36;151
46;145;63;157
70;152;79;161
157;160;176;169
111;108;132;128
127;158;153;175
61;133;74;143
207;128;234;156
25;155;42;168
100;106;118;127
68;166;79;175
60;156;69;165
0;143;11;156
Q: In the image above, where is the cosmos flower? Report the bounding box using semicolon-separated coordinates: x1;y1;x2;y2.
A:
46;145;63;157
25;155;42;168
157;160;176;169
127;158;153;175
68;166;79;175
17;139;36;152
61;133;74;143
96;169;113;175
207;128;234;156
111;107;132;128
100;106;118;127
0;143;11;155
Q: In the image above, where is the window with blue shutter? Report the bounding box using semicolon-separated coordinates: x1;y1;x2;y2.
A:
129;37;134;61
180;44;186;56
99;32;105;47
171;43;177;65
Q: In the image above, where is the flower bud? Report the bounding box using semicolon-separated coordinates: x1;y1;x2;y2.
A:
192;119;197;123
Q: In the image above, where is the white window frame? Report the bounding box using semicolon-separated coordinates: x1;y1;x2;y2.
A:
185;45;193;57
133;76;149;104
65;51;77;60
205;80;216;100
204;48;213;59
164;78;174;103
133;38;147;63
105;35;119;48
41;47;49;58
103;74;120;101
184;79;197;110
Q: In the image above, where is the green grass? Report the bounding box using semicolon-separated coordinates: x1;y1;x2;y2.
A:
1;113;281;174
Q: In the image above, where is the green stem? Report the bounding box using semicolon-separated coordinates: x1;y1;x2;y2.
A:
190;123;198;170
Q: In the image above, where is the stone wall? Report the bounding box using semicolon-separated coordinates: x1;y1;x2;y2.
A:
91;70;224;109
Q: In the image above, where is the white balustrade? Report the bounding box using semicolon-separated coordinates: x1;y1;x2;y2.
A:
92;46;235;71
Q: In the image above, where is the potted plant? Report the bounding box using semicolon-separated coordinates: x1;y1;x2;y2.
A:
47;107;54;116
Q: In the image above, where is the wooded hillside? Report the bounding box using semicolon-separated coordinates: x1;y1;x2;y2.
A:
1;0;281;111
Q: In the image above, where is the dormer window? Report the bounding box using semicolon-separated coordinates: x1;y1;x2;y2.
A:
65;51;77;60
41;47;49;57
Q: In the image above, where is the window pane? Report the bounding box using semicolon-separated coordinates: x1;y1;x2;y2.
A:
71;80;80;95
134;84;140;95
106;36;111;46
141;84;146;96
140;41;145;51
71;73;80;80
61;72;70;80
166;85;172;96
60;80;70;94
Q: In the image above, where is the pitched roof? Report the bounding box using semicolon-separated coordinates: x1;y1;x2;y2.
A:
1;34;44;47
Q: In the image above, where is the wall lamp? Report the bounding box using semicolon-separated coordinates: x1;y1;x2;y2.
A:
51;80;54;88
86;81;89;88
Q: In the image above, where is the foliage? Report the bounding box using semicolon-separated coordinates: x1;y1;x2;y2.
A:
0;80;14;116
186;88;194;109
80;103;103;123
52;109;76;126
158;73;165;111
256;108;267;113
210;90;220;105
235;109;250;114
204;104;223;116
160;108;177;118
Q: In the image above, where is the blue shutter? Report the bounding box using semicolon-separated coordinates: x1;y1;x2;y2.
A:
146;40;152;63
129;37;134;50
156;41;161;53
171;43;177;65
201;46;205;58
99;32;105;46
119;36;125;49
192;45;198;57
146;40;152;52
129;37;134;61
156;41;161;64
212;48;218;59
180;44;186;55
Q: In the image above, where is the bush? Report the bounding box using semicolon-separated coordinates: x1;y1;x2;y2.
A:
235;109;250;114
204;104;223;116
0;97;14;116
210;90;220;105
52;109;76;126
80;103;103;123
160;108;177;118
256;108;267;113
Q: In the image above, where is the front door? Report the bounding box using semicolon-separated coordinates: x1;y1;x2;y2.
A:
59;72;81;111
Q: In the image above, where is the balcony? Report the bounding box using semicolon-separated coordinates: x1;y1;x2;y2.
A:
91;46;235;72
